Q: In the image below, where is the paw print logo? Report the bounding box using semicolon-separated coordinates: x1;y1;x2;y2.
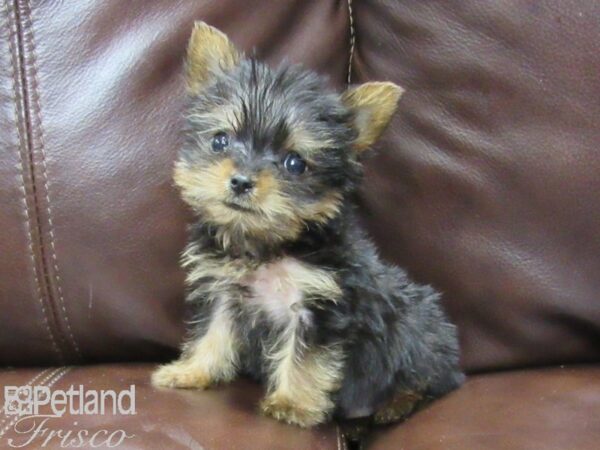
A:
3;386;33;416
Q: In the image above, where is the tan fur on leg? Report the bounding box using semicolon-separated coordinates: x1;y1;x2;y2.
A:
152;301;239;389
260;321;344;427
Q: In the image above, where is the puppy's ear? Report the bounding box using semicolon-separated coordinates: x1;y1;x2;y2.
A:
342;82;404;152
186;21;242;93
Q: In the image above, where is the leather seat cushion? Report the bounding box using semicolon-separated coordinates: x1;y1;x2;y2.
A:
0;364;342;450
368;366;600;450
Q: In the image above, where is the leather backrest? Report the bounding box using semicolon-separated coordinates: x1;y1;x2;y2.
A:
354;0;600;371
0;0;351;365
1;0;598;371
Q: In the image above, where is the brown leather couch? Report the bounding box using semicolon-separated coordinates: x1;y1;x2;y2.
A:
1;1;599;448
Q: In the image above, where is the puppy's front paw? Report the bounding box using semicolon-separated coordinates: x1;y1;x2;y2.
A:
260;394;326;428
151;362;212;389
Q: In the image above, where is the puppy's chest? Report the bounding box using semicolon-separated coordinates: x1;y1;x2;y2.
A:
240;257;318;325
186;243;343;324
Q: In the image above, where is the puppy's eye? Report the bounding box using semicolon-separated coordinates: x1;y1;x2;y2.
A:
283;152;306;175
211;132;229;153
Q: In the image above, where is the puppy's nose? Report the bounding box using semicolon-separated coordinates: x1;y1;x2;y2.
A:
230;174;254;195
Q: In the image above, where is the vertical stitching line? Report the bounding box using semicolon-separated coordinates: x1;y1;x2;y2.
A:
22;0;80;358
2;0;61;361
347;0;355;85
0;367;71;438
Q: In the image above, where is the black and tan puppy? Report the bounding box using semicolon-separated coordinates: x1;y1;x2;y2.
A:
152;22;463;428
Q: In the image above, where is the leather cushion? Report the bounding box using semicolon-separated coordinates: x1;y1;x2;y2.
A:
2;0;599;372
354;0;600;371
368;366;600;450
0;0;351;364
0;364;342;449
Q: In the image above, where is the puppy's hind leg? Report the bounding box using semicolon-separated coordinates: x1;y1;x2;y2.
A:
152;300;239;389
372;390;423;425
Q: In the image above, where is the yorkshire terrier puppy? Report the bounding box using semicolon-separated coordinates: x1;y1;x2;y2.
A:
152;22;463;428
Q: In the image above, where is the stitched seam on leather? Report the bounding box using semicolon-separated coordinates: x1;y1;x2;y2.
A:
0;367;71;437
21;0;81;359
0;368;51;424
12;0;68;359
346;0;355;84
2;0;62;362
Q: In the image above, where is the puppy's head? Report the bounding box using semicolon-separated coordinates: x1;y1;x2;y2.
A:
175;22;403;245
